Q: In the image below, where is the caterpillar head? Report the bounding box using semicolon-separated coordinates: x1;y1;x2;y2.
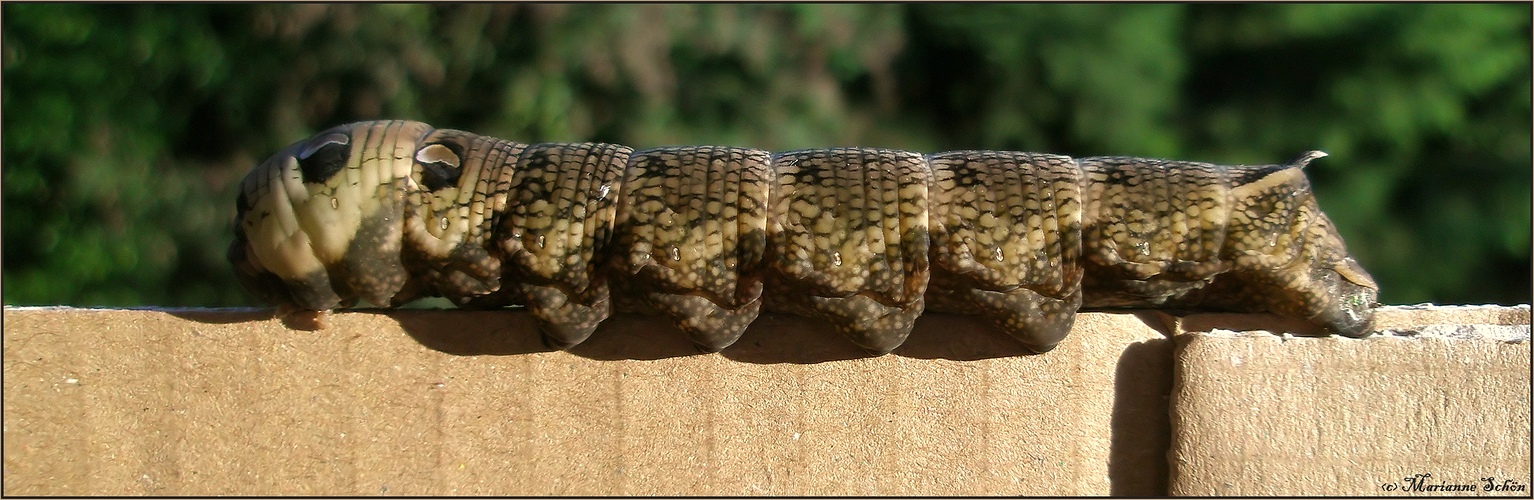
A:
1287;151;1379;337
228;120;435;311
1226;151;1380;337
1302;212;1380;338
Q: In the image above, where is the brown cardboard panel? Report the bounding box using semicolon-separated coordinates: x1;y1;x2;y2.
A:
2;306;1172;496
1169;305;1531;496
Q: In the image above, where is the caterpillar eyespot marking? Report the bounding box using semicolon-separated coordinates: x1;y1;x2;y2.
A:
295;134;351;184
229;120;1380;354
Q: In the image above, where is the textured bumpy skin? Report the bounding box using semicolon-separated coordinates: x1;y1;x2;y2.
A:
230;120;1380;354
764;149;933;353
610;146;774;351
924;151;1084;352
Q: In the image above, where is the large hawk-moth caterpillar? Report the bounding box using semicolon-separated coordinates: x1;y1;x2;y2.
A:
228;120;1380;354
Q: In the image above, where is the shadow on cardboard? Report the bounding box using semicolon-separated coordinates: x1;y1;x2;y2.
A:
372;309;1047;363
1107;336;1174;496
167;307;1199;365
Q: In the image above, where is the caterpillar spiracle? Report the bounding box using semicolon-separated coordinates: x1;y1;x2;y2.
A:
228;120;1380;354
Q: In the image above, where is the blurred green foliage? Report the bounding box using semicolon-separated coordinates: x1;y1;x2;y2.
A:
3;4;1529;307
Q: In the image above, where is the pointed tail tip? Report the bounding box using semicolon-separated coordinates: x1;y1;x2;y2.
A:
1292;150;1329;168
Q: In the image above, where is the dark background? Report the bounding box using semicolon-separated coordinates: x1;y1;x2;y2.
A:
3;4;1529;307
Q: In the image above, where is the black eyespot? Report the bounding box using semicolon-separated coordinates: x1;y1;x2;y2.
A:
297;140;350;184
415;142;464;192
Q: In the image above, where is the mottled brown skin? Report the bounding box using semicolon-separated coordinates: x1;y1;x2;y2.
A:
401;128;526;307
492;142;632;348
763;149;933;354
924;151;1084;352
1076;152;1378;337
229;120;1379;354
609;146;774;351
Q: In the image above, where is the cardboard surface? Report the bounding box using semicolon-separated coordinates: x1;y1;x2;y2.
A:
6;305;1527;496
3;306;1173;496
1170;305;1532;496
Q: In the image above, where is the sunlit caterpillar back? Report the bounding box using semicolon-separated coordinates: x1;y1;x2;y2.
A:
228;120;1379;354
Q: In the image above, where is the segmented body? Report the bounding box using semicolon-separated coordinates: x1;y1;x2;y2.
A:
229;120;1379;354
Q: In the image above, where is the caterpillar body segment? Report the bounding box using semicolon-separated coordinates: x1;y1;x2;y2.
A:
609;146;775;351
401;127;526;307
924;151;1085;352
229;120;1381;355
1077;155;1236;308
492;142;632;348
762;148;933;354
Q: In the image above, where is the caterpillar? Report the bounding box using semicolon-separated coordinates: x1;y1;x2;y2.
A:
228;120;1380;354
